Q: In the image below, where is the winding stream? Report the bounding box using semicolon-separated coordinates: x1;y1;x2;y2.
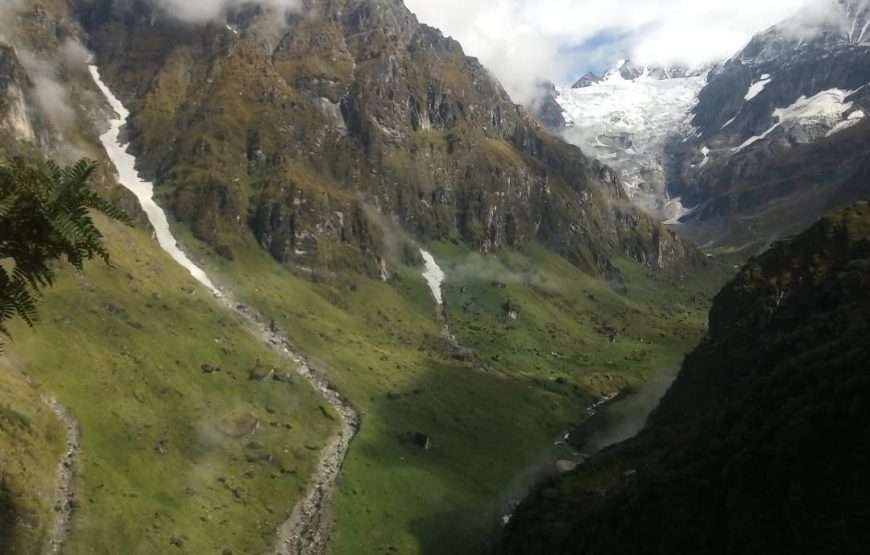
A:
88;65;359;555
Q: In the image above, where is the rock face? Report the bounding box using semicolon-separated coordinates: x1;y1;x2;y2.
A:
495;201;870;555
529;80;567;129
570;72;600;89
67;0;700;278
554;2;870;251
0;44;37;147
0;0;144;218
668;0;870;247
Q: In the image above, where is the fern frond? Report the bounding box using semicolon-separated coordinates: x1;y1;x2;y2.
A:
0;157;129;338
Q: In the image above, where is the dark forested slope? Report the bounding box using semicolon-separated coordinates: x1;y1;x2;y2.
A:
497;201;870;555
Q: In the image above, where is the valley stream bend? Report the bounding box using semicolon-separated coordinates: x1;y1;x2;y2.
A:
89;64;360;555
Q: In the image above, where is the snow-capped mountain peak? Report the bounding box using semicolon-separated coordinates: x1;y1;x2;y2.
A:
556;64;708;219
552;0;869;238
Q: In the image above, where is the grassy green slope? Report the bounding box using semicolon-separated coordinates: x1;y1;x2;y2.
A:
179;227;725;554
2;216;335;555
0;199;724;555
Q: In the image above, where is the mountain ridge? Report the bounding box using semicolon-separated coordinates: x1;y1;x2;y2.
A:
667;0;870;248
68;0;702;279
546;0;870;252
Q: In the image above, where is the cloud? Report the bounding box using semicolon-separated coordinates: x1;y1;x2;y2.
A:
13;39;94;132
404;0;823;103
0;0;24;41
778;0;870;41
60;38;94;67
154;0;300;23
0;0;23;16
16;48;76;128
578;376;674;453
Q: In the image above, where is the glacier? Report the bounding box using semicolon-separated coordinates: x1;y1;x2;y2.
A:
556;67;707;219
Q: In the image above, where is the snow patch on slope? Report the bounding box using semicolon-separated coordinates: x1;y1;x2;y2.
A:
776;88;855;122
699;146;711;168
663;197;693;225
89;65;220;295
733;88;858;152
827;108;866;136
732;122;781;152
744;74;772;101
420;250;445;306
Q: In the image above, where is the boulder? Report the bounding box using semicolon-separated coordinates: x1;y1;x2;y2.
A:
248;362;275;381
411;432;432;450
218;410;259;439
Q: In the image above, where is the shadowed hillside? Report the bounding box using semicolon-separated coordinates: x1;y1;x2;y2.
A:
497;201;870;555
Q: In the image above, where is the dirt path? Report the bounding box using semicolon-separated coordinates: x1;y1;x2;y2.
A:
91;63;360;554
41;394;80;555
36;296;357;555
271;356;358;555
223;301;360;555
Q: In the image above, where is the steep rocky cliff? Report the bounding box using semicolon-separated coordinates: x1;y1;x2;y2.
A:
0;0;143;217
68;0;698;277
0;44;37;151
496;201;870;554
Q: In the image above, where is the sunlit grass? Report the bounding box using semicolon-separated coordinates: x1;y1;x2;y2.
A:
3;216;335;554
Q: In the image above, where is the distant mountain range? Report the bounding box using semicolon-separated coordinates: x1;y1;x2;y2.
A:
543;0;870;252
670;0;870;249
572;60;707;88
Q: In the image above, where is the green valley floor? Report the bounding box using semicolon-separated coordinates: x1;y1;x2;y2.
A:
2;215;726;554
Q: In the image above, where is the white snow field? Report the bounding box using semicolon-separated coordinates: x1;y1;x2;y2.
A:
556;67;707;218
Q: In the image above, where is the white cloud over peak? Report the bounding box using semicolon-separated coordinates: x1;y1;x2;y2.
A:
404;0;822;103
155;0;300;23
